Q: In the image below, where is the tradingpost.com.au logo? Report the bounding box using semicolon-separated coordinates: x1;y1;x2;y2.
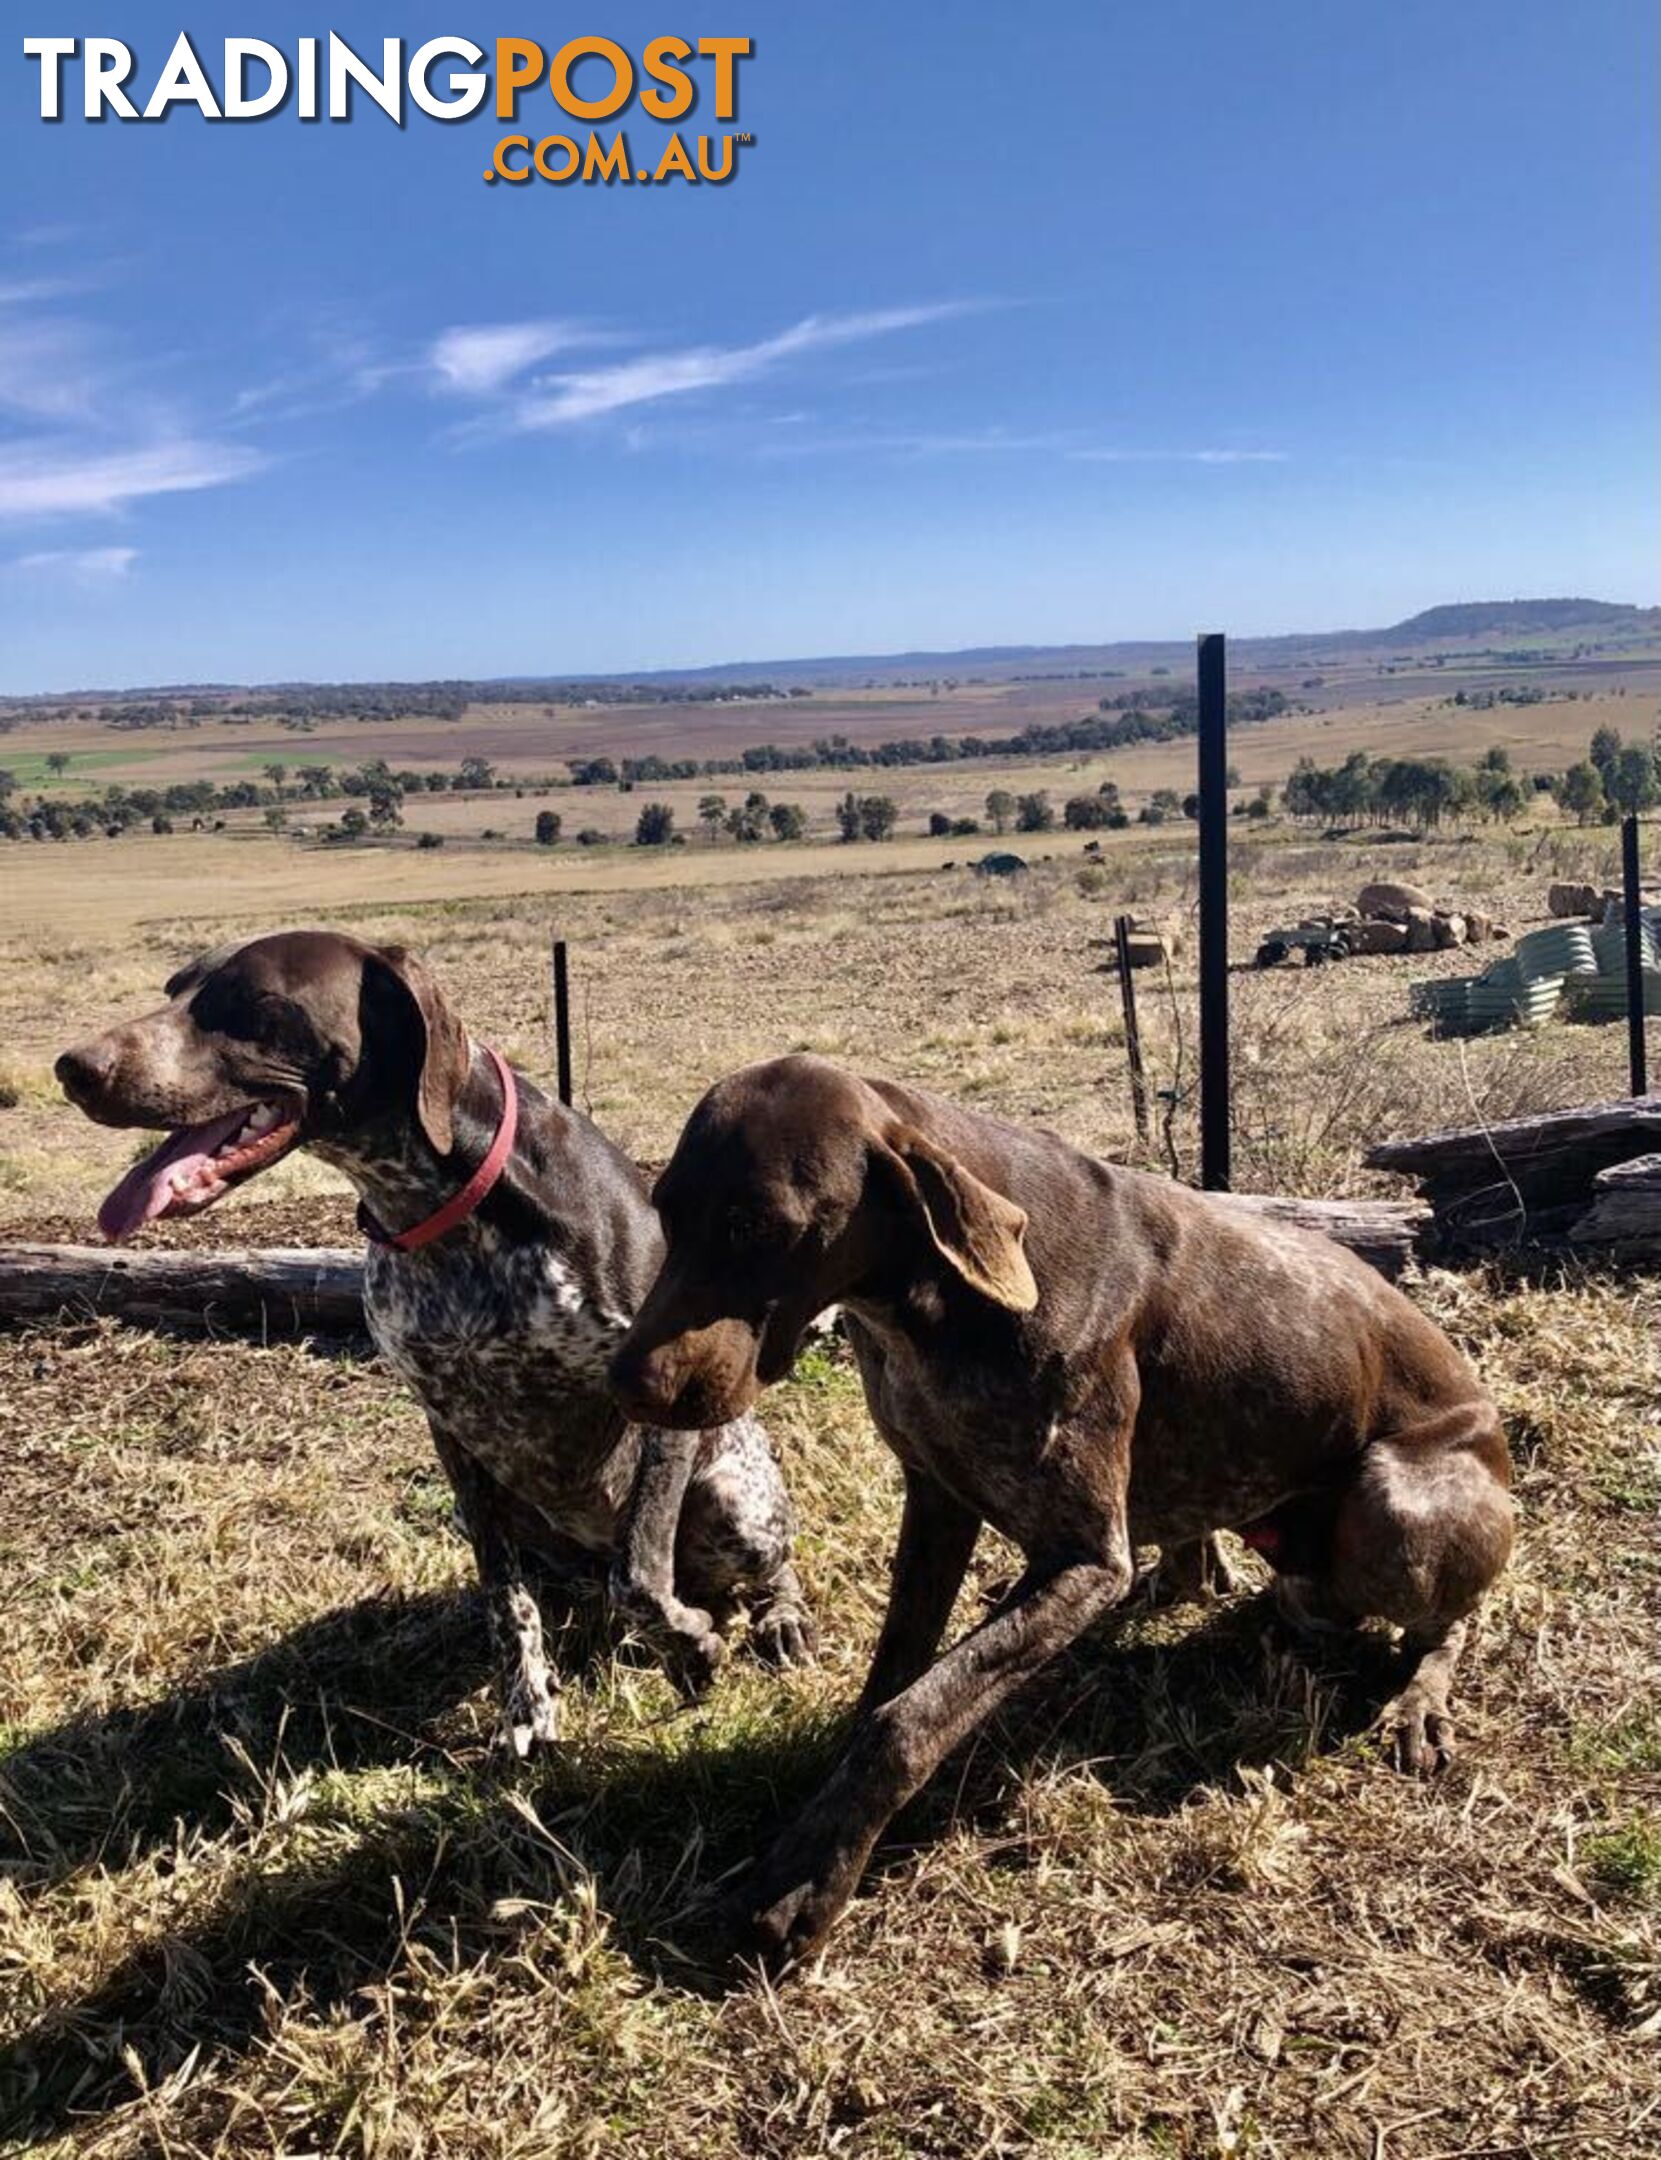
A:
21;33;755;187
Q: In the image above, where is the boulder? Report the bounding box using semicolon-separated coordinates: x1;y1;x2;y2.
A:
1432;913;1466;950
1548;882;1601;919
1404;906;1439;954
1358;880;1433;922
1464;908;1494;943
1346;917;1410;954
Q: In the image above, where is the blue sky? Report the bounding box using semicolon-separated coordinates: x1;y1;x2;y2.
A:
0;2;1655;691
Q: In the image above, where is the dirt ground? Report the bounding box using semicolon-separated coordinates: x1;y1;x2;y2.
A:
1;812;1658;2157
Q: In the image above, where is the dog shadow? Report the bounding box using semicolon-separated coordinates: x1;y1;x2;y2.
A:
0;1585;1407;2142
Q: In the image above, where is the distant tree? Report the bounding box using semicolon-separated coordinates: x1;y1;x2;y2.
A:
985;788;1016;834
367;786;402;829
768;801;807;841
858;795;898;841
698;792;728;841
1015;790;1054;833
1063;793;1112;830
296;764;337;799
836;791;862;842
725;790;771;844
1610;743;1661;814
46;752;71;777
151;813;173;835
928;810;953;836
262;805;288;833
534;809;562;845
1555;761;1606;825
262;762;288;798
340;806;369;838
458;755;496;790
1589;726;1622;786
417;830;445;849
634;801;676;846
0;771;15;802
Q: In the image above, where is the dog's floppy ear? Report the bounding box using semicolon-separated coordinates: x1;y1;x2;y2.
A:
880;1123;1039;1312
165;938;249;1000
370;945;470;1156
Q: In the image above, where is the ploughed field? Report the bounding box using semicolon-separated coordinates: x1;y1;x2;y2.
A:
1;819;1658;2157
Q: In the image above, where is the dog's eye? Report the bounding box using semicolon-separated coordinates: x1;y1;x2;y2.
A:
190;982;314;1057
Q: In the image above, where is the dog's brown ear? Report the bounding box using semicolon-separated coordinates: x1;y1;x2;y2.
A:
372;946;470;1156
882;1124;1039;1312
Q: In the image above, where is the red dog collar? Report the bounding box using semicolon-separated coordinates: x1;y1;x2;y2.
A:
360;1044;518;1252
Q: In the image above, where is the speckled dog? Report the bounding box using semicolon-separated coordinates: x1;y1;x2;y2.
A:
55;929;815;1750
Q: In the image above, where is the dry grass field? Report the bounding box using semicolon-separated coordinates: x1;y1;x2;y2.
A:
2;758;1659;2154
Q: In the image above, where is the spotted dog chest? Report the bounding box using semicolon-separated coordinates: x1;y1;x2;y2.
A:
364;1234;637;1547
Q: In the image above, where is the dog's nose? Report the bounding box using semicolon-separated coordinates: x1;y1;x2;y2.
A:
55;1040;116;1106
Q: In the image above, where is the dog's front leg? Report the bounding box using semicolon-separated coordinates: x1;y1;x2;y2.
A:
432;1426;561;1756
737;1538;1134;1972
610;1427;726;1700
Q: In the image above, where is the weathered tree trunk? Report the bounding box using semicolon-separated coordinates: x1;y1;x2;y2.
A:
1569;1153;1661;1260
1214;1194;1429;1280
0;1244;365;1336
0;1194;1431;1347
1367;1096;1661;1256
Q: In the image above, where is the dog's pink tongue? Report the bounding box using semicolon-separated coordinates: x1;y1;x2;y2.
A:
96;1110;248;1242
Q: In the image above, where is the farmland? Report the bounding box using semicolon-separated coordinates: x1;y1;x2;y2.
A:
1;637;1659;2157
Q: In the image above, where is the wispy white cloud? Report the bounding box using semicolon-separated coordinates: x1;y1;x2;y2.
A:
513;305;973;428
430;320;603;397
750;425;1288;466
0;315;100;422
0;439;264;520
1069;446;1287;465
13;544;138;581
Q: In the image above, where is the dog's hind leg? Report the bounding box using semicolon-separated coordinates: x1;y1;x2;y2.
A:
680;1415;818;1671
1291;1407;1514;1776
432;1425;561;1756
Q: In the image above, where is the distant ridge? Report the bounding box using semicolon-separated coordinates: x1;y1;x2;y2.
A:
1376;597;1660;645
8;598;1658;705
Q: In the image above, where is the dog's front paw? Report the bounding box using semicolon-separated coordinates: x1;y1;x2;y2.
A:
492;1672;562;1758
663;1624;726;1703
1383;1687;1455;1778
724;1807;874;1974
727;1853;856;1975
751;1602;818;1669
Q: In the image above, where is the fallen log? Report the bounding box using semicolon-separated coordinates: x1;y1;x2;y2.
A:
1215;1194;1429;1280
0;1244;365;1337
1367;1096;1661;1195
0;1194;1432;1344
1569;1153;1661;1259
1366;1096;1661;1258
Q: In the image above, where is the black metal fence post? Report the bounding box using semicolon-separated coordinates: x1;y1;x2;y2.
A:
1197;633;1230;1190
552;938;573;1108
1621;814;1648;1097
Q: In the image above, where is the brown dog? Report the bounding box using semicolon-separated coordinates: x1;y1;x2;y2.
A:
610;1054;1514;1968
